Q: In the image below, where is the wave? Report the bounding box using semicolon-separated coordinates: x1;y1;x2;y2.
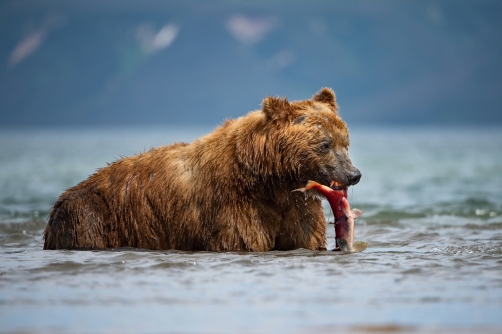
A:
429;243;502;255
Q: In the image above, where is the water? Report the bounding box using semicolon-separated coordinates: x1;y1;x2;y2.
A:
1;126;501;333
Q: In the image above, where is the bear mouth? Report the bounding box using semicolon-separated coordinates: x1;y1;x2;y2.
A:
329;180;348;197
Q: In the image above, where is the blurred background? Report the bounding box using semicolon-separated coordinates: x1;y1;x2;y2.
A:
2;2;502;333
1;0;501;128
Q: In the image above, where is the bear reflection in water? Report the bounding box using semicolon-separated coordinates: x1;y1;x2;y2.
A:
44;88;361;251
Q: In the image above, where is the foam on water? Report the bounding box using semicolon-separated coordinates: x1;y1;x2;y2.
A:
1;126;502;333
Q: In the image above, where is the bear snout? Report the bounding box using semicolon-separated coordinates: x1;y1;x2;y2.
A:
348;168;362;186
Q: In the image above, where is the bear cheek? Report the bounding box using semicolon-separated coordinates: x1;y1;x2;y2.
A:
297;153;322;178
321;149;339;169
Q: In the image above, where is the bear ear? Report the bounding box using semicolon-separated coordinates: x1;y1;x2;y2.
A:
313;87;338;112
262;96;293;121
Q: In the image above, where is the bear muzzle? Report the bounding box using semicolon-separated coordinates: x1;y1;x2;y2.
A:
348;168;362;186
322;166;361;190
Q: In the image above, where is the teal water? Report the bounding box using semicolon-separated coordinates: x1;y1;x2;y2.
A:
1;126;501;333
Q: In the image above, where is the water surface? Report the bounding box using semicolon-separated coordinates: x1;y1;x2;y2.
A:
1;126;501;333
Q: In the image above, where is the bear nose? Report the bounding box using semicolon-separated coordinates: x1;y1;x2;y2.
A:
348;169;362;186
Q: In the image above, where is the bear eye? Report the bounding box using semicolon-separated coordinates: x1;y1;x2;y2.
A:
319;140;332;153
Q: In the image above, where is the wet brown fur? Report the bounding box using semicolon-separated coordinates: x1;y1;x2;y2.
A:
44;88;356;251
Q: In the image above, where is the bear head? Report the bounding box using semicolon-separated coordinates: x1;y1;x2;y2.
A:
238;87;361;191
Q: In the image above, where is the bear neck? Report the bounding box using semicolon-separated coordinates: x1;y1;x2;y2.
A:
189;114;304;204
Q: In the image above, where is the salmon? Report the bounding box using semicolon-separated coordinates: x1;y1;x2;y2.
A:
293;180;365;252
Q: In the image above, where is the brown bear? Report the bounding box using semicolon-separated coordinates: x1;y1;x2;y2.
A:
43;88;361;251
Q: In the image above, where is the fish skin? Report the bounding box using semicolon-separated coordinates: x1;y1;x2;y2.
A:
293;180;363;252
336;197;363;252
293;181;345;219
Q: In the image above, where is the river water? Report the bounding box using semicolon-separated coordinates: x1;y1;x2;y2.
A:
1;126;501;333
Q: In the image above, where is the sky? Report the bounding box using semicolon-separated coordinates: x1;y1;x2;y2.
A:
1;0;501;127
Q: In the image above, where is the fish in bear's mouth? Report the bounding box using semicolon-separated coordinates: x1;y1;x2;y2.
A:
329;180;347;192
293;180;366;253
